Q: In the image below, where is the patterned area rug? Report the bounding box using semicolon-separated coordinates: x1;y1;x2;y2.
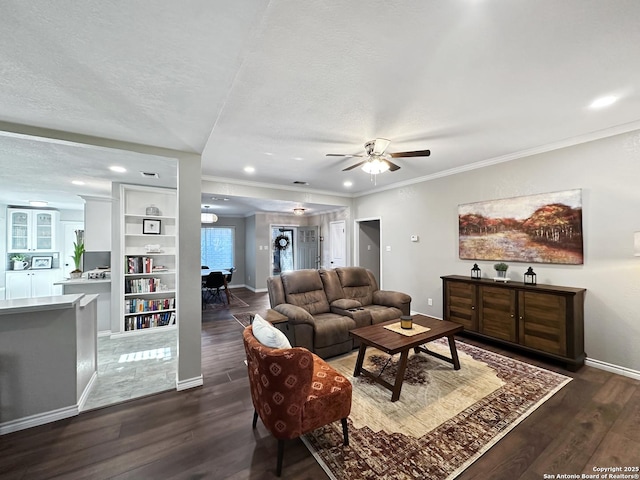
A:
302;339;571;480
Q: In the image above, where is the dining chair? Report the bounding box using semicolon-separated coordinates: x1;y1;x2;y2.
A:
222;267;236;301
202;271;226;307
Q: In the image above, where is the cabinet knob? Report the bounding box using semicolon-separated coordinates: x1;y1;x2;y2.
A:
510;314;514;318
471;306;475;310
519;316;524;320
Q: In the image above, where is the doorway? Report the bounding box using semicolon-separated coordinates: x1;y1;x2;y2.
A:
355;218;381;285
271;225;319;275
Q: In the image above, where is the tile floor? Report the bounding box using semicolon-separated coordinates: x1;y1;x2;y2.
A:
81;328;177;411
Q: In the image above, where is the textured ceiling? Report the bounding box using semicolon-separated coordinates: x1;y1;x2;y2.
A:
1;0;639;213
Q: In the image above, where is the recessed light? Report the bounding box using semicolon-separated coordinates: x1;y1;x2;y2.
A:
110;165;127;173
72;180;85;185
244;166;255;173
264;152;274;156
29;201;48;207
343;181;353;187
140;171;159;178
293;157;304;161
293;181;309;185
589;95;618;109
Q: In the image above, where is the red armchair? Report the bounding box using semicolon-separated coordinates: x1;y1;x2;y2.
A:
243;326;352;476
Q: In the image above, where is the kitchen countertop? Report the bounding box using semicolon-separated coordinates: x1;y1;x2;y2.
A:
54;278;111;285
0;293;85;315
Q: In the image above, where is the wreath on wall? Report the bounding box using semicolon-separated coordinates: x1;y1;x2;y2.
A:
274;234;290;251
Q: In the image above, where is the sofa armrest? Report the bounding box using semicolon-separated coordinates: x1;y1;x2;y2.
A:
372;290;412;315
273;304;316;327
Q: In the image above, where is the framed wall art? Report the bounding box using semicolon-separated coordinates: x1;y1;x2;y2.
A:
458;189;583;265
142;218;162;235
31;256;53;269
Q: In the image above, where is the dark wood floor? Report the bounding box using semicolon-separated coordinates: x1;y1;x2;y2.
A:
1;288;638;479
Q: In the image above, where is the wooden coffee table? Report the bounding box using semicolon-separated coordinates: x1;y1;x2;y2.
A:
349;314;463;402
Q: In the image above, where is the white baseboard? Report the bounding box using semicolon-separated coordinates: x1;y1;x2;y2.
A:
177;374;203;391
248;286;268;293
77;372;98;411
0;405;78;435
585;358;640;381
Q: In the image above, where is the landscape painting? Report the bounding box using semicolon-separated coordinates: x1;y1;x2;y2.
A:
459;189;583;264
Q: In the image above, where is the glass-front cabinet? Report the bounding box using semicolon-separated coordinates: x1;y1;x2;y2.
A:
7;208;58;252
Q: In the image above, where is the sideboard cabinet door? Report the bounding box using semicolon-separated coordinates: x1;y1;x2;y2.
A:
518;291;567;356
479;286;517;343
443;279;478;332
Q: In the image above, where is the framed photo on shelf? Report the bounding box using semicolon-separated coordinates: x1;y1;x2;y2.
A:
31;256;53;269
143;218;162;235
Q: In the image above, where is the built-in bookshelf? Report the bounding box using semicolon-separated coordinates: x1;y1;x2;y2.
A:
117;184;177;336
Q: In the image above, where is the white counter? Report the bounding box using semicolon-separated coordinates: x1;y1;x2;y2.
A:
0;294;98;434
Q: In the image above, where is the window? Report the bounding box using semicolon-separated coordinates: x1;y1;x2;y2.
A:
201;227;234;270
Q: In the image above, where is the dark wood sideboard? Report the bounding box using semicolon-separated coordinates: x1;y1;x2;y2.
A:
441;275;586;370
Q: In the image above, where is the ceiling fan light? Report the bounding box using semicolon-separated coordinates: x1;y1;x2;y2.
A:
361;157;390;175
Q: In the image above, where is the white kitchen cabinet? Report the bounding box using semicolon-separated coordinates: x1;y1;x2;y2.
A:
5;270;63;299
7;208;59;252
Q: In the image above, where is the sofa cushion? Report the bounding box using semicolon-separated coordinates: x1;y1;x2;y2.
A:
364;305;404;324
336;267;375;306
312;313;355;348
281;270;331;315
252;313;292;349
319;269;345;303
331;298;361;310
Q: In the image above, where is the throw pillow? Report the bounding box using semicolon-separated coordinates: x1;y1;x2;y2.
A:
252;313;292;349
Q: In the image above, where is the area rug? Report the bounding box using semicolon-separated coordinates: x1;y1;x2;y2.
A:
232;312;254;327
203;296;249;311
302;339;571;480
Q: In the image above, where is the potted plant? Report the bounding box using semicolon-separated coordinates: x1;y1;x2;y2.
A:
11;253;28;270
494;262;509;278
70;230;85;279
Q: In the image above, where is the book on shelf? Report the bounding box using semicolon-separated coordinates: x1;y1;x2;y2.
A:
124;277;167;294
125;297;176;313
123;310;175;331
125;256;159;274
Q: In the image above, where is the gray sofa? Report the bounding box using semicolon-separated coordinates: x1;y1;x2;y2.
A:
267;267;411;358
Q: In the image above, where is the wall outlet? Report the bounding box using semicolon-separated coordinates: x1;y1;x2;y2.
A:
410;235;419;242
428;298;433;306
386;245;391;252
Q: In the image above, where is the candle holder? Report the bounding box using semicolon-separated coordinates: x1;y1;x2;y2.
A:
471;263;481;279
400;316;413;329
524;267;537;285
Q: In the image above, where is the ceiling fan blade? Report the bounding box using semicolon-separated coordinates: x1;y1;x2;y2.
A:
386;160;401;171
342;160;367;171
389;149;431;158
326;153;364;157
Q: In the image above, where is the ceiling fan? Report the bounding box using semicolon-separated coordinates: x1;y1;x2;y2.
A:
326;138;431;173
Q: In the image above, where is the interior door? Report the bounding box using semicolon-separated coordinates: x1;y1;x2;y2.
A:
329;220;346;268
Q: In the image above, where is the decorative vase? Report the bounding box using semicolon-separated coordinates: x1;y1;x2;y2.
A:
497;270;507;278
70;271;82;279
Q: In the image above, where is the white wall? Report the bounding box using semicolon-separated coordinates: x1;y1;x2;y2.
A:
353;129;640;373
